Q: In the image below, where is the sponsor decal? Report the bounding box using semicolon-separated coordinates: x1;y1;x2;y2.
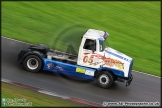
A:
90;61;104;66
76;67;86;73
83;53;124;70
85;70;94;76
104;58;124;70
47;63;52;69
55;66;63;70
76;67;95;76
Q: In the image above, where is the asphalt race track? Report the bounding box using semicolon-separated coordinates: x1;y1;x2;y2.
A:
1;36;161;105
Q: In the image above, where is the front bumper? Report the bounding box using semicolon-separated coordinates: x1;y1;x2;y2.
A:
126;74;133;87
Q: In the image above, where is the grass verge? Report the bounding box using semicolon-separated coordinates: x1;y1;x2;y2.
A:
1;82;85;107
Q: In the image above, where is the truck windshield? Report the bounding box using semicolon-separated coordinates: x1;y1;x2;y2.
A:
99;41;106;51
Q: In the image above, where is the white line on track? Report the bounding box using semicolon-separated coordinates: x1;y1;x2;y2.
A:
132;70;161;78
1;78;11;83
38;90;70;99
1;36;34;45
1;36;161;78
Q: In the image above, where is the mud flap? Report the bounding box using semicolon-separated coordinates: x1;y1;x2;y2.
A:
126;74;133;87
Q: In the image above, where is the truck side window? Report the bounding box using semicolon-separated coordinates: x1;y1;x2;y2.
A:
83;39;96;51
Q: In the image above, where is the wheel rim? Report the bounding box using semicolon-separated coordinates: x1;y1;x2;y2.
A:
27;58;38;70
99;74;109;85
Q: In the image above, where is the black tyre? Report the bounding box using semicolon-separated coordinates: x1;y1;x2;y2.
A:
95;71;114;89
23;55;42;73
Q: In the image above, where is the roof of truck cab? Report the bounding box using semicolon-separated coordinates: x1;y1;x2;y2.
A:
83;29;105;39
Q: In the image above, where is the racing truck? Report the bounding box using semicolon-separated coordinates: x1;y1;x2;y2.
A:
18;29;133;88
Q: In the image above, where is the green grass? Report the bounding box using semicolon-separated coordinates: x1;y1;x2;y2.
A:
2;2;160;76
1;82;85;107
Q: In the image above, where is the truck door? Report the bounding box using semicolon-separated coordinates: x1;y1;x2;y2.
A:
78;38;100;68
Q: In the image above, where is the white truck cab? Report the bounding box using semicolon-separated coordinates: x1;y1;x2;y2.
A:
78;29;133;77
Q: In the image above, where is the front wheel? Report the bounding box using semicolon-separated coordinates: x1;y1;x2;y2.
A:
23;55;42;73
95;71;114;89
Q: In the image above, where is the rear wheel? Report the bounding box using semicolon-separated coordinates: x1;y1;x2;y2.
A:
23;55;42;73
95;71;114;88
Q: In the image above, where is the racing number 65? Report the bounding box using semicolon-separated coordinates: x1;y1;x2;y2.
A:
83;56;93;63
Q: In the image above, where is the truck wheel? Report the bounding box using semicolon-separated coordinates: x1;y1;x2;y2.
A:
23;55;42;73
96;71;114;88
